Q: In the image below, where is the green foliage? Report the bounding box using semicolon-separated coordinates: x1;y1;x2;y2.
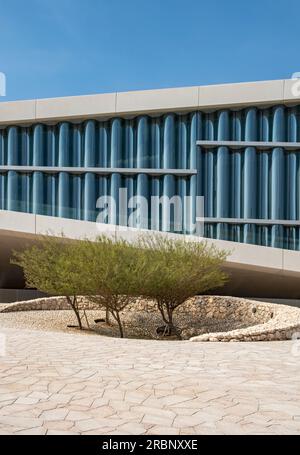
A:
11;236;89;329
11;232;229;339
136;234;229;337
83;236;144;338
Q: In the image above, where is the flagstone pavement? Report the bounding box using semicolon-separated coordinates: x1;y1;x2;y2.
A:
0;327;299;435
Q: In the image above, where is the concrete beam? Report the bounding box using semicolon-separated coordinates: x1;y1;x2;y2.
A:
1;79;300;126
0;209;291;273
197;140;300;151
1;210;300;297
0;166;197;177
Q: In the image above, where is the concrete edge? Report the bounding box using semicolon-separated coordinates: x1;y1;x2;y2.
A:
1;79;299;126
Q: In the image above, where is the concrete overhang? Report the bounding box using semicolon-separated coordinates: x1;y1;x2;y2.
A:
0;79;299;126
0;210;300;298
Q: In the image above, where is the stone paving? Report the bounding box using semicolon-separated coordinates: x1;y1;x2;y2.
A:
0;327;299;435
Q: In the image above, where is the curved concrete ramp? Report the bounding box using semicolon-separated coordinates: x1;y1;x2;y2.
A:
1;209;300;298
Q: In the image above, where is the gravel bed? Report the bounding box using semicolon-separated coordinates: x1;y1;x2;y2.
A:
0;310;101;335
1;296;299;341
0;304;253;340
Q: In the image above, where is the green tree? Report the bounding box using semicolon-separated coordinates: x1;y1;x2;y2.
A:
11;236;89;330
137;234;229;338
11;233;229;340
83;236;143;338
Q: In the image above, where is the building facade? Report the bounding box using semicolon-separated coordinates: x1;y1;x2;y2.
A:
1;79;300;251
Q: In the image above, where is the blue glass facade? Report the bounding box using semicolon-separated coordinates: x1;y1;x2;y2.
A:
1;105;300;250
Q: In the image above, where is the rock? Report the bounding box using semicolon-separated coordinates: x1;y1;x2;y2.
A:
209;337;218;342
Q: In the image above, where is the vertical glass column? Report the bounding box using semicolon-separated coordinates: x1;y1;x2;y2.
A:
204;113;215;240
150;119;161;231
177;115;187;234
231;111;242;242
20;128;31;213
83;120;96;221
72;126;82;220
178;117;188;167
296;107;300;250
58;123;70;218
110;119;122;225
287;108;297;250
216;111;230;240
32;125;45;215
124;120;134;227
0;130;5;210
271;106;285;248
97;175;109;224
45;127;57;217
162;114;175;232
98;123;109;225
259;109;270;246
0;173;5;211
7;127;19;212
243;108;257;244
189;112;202;235
136;116;150;229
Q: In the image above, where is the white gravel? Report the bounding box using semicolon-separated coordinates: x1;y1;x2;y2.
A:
0;310;101;335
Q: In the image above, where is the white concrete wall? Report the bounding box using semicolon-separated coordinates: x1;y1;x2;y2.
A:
0;210;299;277
0;79;299;126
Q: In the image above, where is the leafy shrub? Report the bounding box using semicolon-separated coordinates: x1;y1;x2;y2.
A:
12;236;89;329
136;234;228;338
12;232;229;340
83;236;144;338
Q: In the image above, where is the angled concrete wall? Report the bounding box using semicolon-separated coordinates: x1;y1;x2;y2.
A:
0;210;300;298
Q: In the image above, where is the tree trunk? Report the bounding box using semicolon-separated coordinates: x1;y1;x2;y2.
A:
105;308;111;325
167;306;182;339
167;307;179;338
157;302;181;339
112;311;124;338
83;310;90;329
67;296;82;330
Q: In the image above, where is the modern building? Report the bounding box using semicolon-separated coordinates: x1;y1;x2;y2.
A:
1;78;300;300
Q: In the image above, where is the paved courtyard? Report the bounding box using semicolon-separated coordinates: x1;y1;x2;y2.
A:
0;327;299;435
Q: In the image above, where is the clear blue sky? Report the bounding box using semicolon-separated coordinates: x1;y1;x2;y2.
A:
1;0;300;101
